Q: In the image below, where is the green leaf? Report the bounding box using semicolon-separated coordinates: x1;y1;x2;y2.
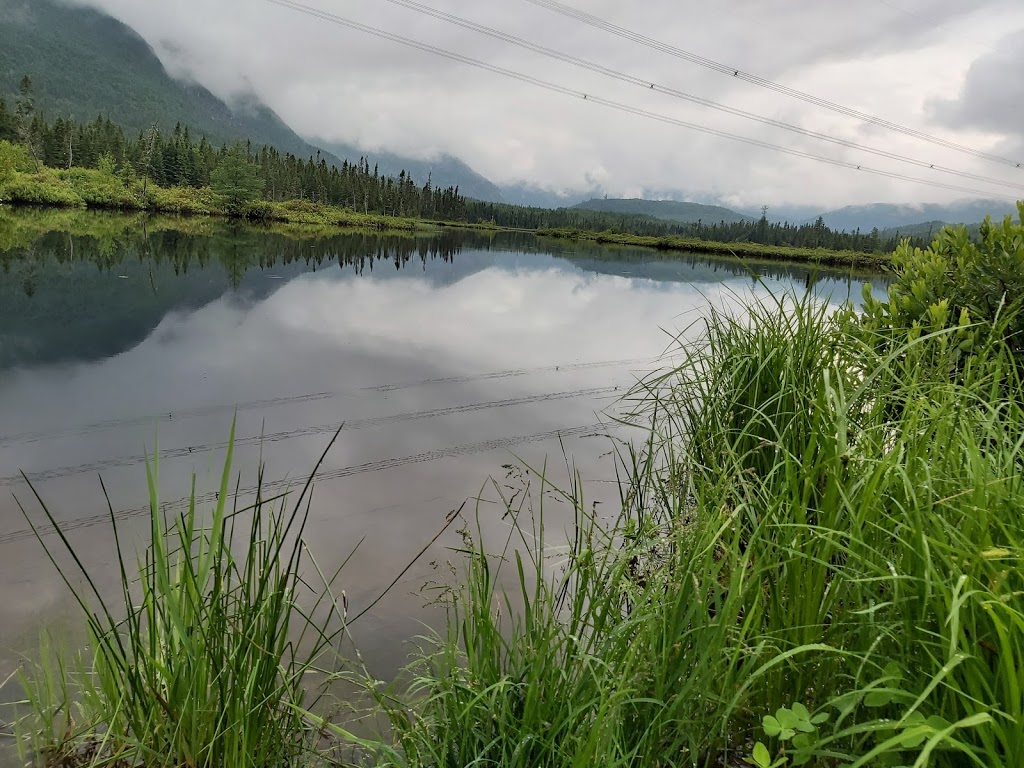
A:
792;733;812;750
897;727;927;749
865;690;893;707
752;742;771;768
763;715;782;737
832;691;861;716
810;712;830;725
791;702;810;721
777;708;800;730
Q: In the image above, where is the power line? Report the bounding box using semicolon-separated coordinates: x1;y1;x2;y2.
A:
522;0;1023;171
261;0;1019;201
374;0;1024;194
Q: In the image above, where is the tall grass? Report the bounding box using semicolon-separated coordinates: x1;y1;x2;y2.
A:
359;292;1023;767
10;263;1022;764
14;423;352;768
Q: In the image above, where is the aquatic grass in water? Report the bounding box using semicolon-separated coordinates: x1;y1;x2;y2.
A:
14;422;353;768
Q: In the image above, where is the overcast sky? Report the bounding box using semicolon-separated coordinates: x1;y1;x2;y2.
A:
70;0;1024;208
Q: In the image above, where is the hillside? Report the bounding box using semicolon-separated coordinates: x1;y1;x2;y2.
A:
815;200;1019;232
499;183;593;209
314;139;505;202
0;0;338;162
573;198;753;225
879;219;985;242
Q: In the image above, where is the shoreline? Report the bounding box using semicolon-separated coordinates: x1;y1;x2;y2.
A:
0;198;891;270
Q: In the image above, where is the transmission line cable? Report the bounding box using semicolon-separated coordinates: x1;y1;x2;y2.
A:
523;0;1023;170
260;0;1019;200
371;0;1024;194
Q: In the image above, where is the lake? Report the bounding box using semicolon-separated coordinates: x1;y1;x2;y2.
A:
0;210;875;742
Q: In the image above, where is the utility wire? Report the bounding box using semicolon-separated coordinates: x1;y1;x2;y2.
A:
261;0;1019;200
373;0;1024;194
523;0;1023;170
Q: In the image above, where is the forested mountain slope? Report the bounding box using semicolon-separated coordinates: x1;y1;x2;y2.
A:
0;0;337;162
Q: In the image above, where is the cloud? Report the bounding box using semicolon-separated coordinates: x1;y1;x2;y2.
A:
64;0;1024;207
930;29;1024;138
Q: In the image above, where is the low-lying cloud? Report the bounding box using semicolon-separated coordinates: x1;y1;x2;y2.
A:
65;0;1024;208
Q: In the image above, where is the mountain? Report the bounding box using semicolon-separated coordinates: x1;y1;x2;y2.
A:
312;139;504;201
498;183;594;209
814;200;1020;232
573;198;753;225
0;0;342;162
877;220;948;240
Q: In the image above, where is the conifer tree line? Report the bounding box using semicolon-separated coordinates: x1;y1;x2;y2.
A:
0;78;468;220
461;202;929;253
1;76;929;252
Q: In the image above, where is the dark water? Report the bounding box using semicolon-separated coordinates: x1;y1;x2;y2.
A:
0;210;876;742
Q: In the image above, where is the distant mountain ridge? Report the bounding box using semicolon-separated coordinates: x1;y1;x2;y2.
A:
573;198;754;224
813;200;1019;232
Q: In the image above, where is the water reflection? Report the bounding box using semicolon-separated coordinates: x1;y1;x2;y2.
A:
0;211;877;730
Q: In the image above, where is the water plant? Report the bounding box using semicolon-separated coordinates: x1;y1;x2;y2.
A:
14;424;353;768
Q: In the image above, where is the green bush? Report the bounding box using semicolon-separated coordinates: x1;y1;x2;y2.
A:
240;200;274;220
0;140;36;186
146;184;219;215
272;198;323;216
854;202;1024;367
58;167;143;210
1;172;84;207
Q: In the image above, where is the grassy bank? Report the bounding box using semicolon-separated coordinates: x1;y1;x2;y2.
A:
537;226;892;269
0;162;434;232
1;146;896;270
6;211;1023;767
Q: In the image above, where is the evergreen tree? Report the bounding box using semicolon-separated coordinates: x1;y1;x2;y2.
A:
210;145;263;212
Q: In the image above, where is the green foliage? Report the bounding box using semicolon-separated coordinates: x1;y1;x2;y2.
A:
0;0;328;154
58;166;143;209
1;171;84;207
95;151;116;175
209;145;263;212
354;279;1023;767
0;138;33;185
16;425;350;767
145;183;218;215
855;203;1024;365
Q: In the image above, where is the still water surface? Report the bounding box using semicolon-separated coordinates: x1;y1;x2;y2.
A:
0;212;873;728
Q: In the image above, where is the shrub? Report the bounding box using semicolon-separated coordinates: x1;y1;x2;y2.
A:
852;202;1024;368
58;167;142;210
240;200;274;220
0;140;35;186
146;184;219;215
1;172;84;207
